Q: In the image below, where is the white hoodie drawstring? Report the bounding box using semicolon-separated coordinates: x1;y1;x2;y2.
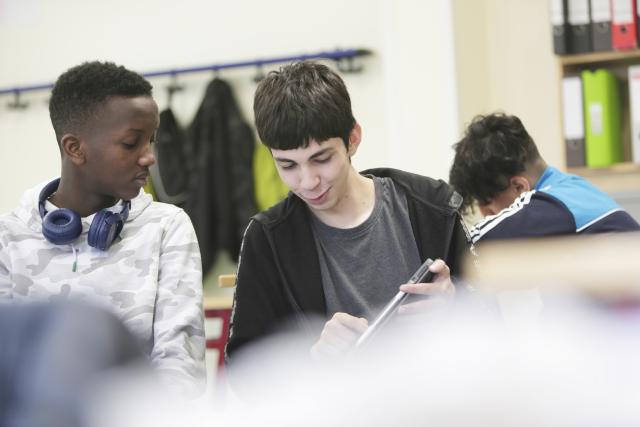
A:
71;244;78;272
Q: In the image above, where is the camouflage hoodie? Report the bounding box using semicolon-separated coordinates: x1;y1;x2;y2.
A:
0;179;205;396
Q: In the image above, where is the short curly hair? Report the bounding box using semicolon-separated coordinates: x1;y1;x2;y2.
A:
449;113;541;212
253;61;356;150
49;61;152;144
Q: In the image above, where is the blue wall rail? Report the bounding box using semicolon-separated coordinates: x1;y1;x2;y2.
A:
0;48;372;97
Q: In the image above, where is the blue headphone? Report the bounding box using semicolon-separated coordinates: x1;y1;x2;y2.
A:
38;178;130;251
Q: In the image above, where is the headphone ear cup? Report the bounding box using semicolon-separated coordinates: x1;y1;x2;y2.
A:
42;209;82;245
88;210;124;251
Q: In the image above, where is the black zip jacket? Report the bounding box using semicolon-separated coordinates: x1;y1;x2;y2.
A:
225;168;470;363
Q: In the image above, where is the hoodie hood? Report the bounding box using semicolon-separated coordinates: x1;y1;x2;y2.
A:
14;178;153;233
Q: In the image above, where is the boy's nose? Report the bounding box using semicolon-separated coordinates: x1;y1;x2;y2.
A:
139;144;156;166
299;168;320;190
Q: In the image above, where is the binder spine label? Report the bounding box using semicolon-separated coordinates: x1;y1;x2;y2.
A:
591;0;612;22
551;0;565;25
613;0;634;23
589;103;604;135
562;77;585;138
569;0;591;24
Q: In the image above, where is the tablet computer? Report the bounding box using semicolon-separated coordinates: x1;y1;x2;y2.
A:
355;258;435;348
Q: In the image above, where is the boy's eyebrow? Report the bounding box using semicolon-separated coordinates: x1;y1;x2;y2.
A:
272;154;293;163
126;127;159;134
309;147;334;159
273;147;334;163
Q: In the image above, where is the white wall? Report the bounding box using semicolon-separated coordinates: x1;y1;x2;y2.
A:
453;0;562;169
453;0;490;133
0;0;460;215
381;0;459;177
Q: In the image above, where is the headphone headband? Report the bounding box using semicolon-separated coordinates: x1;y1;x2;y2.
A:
38;178;63;218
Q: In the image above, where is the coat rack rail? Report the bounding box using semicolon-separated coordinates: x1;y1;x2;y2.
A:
0;48;372;97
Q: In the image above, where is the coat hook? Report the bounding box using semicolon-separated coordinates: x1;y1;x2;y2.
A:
166;73;184;107
7;90;28;110
336;56;364;74
253;63;266;83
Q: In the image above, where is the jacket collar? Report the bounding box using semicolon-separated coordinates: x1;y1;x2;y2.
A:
361;168;462;214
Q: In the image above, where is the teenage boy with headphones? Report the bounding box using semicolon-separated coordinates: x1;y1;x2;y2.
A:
225;62;470;365
0;61;205;396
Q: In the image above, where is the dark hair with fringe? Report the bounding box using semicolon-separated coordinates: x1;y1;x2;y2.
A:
253;61;355;150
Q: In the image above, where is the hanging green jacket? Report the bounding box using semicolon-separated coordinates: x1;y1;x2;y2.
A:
253;143;289;211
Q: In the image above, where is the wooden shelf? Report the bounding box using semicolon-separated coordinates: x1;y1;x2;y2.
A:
567;162;640;193
568;161;640;175
559;49;640;66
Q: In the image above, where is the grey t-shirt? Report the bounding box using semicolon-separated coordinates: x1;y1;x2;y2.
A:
310;177;421;319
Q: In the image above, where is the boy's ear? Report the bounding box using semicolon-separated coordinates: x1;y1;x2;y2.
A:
347;122;362;156
60;134;86;165
510;175;531;195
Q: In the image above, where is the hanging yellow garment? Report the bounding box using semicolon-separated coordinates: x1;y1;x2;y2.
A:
253;143;289;211
144;176;158;201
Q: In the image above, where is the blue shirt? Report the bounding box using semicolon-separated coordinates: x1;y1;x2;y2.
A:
470;167;640;243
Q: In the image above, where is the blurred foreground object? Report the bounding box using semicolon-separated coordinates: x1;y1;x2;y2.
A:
88;238;640;426
210;291;640;426
215;232;640;425
0;302;147;427
463;231;640;301
54;233;640;426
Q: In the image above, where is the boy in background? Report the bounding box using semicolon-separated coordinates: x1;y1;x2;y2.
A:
449;112;639;244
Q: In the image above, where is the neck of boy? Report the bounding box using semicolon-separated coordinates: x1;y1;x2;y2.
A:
50;176;118;217
527;158;549;188
311;169;375;229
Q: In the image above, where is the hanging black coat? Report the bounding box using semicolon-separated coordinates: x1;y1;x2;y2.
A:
185;78;257;274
